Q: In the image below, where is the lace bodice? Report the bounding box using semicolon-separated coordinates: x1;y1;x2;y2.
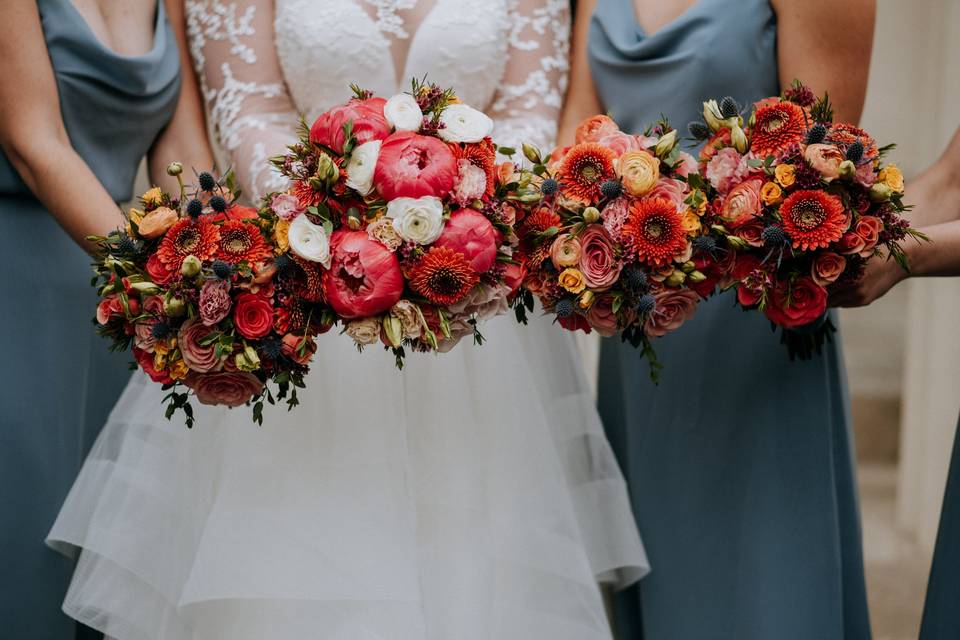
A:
186;0;570;201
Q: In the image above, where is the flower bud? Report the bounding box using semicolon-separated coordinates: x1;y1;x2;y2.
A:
655;130;678;158
129;281;160;296
346;208;362;231
316;152;339;186
664;270;687;287
702;100;724;132
163;294;187;317
730;125;749;154
869;182;894;203
838;159;857;180
726;236;749;250
166;162;183;177
679;260;696;273
518;192;542;204
522;143;542;164
578;290;595;309
382;315;404;348
235;346;261;372
519;172;533;188
180;255;202;277
687;270;707;283
583;206;601;224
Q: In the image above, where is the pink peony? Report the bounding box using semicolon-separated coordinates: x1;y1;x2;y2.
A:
374;130;457;201
719;178;764;228
186;371;263;407
451;159;488;205
432;209;499;273
644;288;699;337
586;296;620;337
178;317;225;373
812;252;847;286
309;98;390;155
322;230;404;318
199;280;232;326
705;147;751;194
271;193;304;221
578;225;622;291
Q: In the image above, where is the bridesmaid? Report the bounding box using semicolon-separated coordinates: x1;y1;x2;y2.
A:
833;130;960;638
559;0;875;638
0;1;211;636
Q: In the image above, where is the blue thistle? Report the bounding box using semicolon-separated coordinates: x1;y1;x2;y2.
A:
259;336;284;361
212;260;234;279
151;322;172;340
601;180;623;200
273;254;295;277
209;195;227;213
540;178;559;196
636;294;656;316
762;225;789;247
116;233;141;255
692;235;718;254
688;121;711;140
186;198;203;218
197;171;216;192
846;140;864;163
719;96;741;119
555;298;575;318
806;123;828;145
622;266;648;292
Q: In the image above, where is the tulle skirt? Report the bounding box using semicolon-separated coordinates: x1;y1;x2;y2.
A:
48;314;648;640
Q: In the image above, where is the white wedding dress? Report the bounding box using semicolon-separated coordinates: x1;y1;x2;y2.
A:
47;1;648;638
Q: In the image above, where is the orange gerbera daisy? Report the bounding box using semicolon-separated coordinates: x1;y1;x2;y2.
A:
827;123;879;160
557;143;616;203
778;190;846;251
452;138;497;197
157;218;220;270
520;207;562;266
410;246;479;306
216;220;272;265
750;100;807;158
621;198;688;267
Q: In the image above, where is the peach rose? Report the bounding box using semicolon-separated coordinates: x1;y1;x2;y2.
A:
644;288;699;338
558;268;587;294
137;206;178;239
281;333;316;365
719;178;763;228
804;144;845;181
855;216;883;257
575;115;620;144
811;252;847;286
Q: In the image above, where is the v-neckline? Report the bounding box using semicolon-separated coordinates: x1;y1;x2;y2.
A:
628;0;704;39
62;0;163;61
356;0;445;91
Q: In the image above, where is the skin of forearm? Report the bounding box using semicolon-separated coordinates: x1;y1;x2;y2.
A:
903;220;960;278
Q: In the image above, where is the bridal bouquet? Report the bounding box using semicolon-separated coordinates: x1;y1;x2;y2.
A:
508;115;711;377
689;81;923;357
91;168;325;426
264;80;520;367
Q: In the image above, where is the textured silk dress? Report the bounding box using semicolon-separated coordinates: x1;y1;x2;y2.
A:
587;1;871;638
0;0;180;637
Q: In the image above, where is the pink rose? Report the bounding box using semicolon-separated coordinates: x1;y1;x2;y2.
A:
503;261;527;298
185;371;263;408
322;230;404;318
720;178;764;228
199;280;232;326
432;209;499;273
765;276;828;329
855;216;883;257
644;288;699;338
96;294;138;325
585;296;620;337
578;225;622;291
648;177;687;210
133;347;173;385
271;193;304;221
146;253;175;286
309;97;390;154
451;159;488;205
804;143;845;181
374;130;457;201
838;231;866;256
178;317;225;373
736;218;766;248
132;295;166;352
705;147;751;194
812;252;847;286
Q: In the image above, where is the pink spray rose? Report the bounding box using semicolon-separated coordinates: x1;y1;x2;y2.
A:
322;230;404;318
578;225;622;291
811;252;847;286
186;371;263;408
855;216;883;257
178;317;225;373
309;97;390;154
374;130;457;201
432;209;499;273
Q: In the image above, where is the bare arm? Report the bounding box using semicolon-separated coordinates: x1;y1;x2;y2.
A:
0;1;125;249
556;0;602;147
147;0;215;191
771;0;875;124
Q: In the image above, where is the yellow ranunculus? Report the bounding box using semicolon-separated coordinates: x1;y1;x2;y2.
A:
681;208;702;234
774;163;796;188
168;358;189;381
558;268;587;294
153;351;168;373
618;150;660;196
760;181;783;205
274;219;291;253
878;164;904;193
141;187;163;206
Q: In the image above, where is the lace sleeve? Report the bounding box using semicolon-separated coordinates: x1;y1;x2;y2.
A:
489;0;570;154
186;0;297;202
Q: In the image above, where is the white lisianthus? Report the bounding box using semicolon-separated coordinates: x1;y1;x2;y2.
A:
287;214;331;267
384;93;423;131
387;196;445;245
438;104;494;143
345;140;381;195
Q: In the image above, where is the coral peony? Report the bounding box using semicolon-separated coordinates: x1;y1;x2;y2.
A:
432;209;499;273
322;230;404;318
374;130;457;200
309;97;390;154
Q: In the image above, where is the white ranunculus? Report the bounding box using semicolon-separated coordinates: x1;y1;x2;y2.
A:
387;196;445;245
384;93;423;131
287;214;331;267
345;140;381;195
438;104;494;143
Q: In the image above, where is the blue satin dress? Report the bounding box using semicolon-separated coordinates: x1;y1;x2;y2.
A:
588;1;871;638
0;1;180;637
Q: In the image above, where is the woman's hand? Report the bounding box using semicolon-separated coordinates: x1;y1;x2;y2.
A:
829;255;907;308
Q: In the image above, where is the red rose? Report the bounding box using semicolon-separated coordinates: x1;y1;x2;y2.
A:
374;130;457;200
558;312;592;333
432;209;499;273
133;347;173;385
146;253;175;286
322;230;404;318
233;293;274;339
309;97;390;154
764;276;828;329
185;371;263;407
731;255;771;307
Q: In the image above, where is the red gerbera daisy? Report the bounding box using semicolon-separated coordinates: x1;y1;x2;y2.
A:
779;190;847;251
558;143;616;203
410;246;479;306
750;100;807;158
293;179;323;208
157;218;220;270
520;207;562;266
216;220;272;265
827;123;879;160
621;198;688;267
452;138;497;198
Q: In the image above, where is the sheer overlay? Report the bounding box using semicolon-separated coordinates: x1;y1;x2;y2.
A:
48;2;648;638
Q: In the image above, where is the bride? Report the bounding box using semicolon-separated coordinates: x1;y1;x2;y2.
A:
47;1;647;638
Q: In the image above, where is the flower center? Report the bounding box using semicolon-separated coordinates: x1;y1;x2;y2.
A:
644;218;665;241
763;114;785;133
791;200;826;231
223;230;252;254
175;226;200;253
428;268;464;296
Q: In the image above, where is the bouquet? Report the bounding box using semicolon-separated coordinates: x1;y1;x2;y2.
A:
689;81;924;357
91;167;325;426
508;115;712;377
264;79;520;367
